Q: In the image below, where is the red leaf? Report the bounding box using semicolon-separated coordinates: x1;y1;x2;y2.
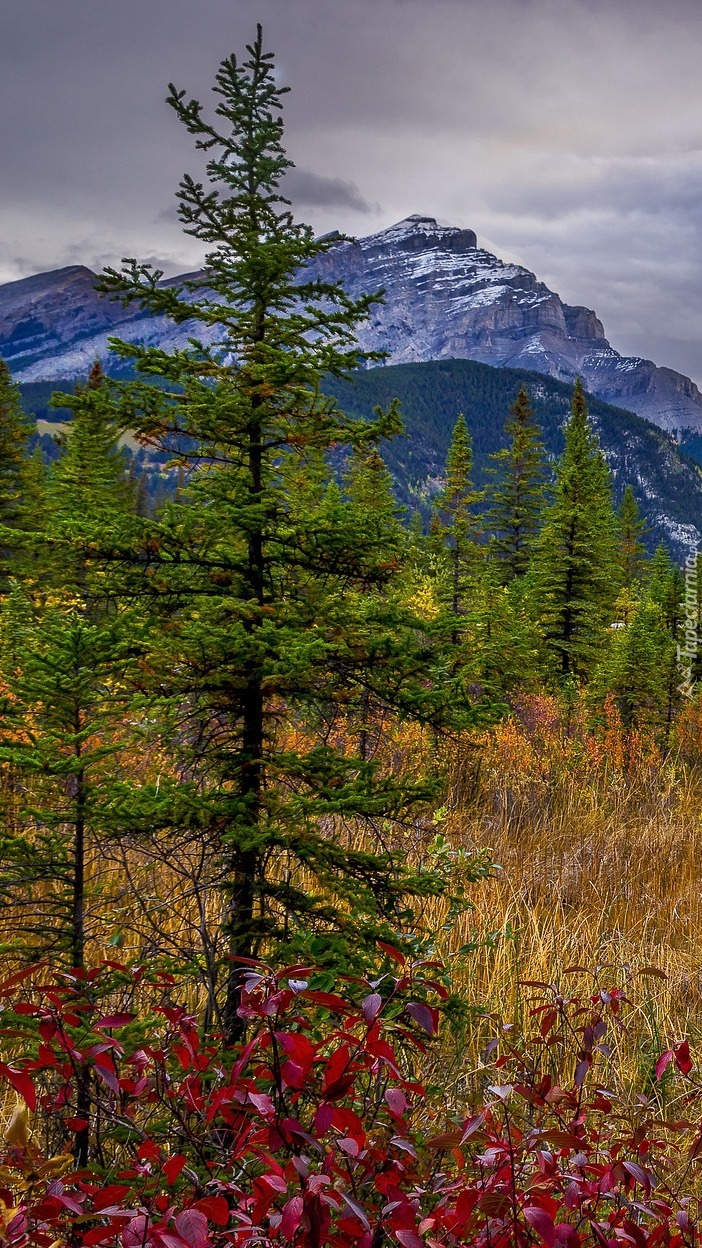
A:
95;1013;136;1030
0;964;46;995
574;1057;590;1088
524;1207;557;1247
461;1111;486;1141
281;1060;306;1090
164;1153;188;1185
94;1057;119;1094
378;941;406;966
278;1032;315;1069
65;1117;89;1132
93;1185;130;1213
174;1209;210;1248
300;990;353;1014
314;1102;334;1134
362;993;382;1023
675;1040;693;1075
540;1009;558;1038
622;1160;651;1190
280;1195;304;1239
340;1192;370;1229
123;1217;151;1248
0;1065;36;1110
589;1222;611;1248
83;1231;119;1247
406;1001;438;1036
655;1050;674;1080
554;1224;580;1248
173;1042;192;1071
249;1091;275;1116
385;1088;407;1117
193;1196;230;1227
323;1046;353;1095
395;1232;424;1248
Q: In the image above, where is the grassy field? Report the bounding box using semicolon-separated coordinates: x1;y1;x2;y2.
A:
418;694;702;1101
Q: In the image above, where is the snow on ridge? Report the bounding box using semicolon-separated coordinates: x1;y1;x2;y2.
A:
656;515;700;549
360;215;456;246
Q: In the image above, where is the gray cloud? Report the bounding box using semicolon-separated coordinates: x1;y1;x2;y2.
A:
1;0;702;381
283;168;375;214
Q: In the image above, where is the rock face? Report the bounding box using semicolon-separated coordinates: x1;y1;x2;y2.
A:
312;216;702;434
3;214;702;434
0;266;131;372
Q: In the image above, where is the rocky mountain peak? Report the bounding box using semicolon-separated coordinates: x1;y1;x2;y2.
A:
350;214;479;256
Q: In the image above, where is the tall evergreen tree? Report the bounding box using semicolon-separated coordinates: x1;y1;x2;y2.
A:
92;28;470;1038
486;385;548;580
50;361;132;541
617;485;647;591
344;447;403;553
433;413;483;630
0;597;129;970
532;379;618;679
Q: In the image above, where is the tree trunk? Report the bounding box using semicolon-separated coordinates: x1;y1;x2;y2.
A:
224;382;266;1044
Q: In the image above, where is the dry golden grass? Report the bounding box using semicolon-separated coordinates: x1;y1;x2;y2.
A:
423;694;702;1092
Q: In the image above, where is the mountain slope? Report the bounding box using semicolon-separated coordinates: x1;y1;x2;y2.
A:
3;216;702;435
324;358;702;556
315;217;702;435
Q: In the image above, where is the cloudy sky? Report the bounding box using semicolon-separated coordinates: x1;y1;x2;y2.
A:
2;0;702;382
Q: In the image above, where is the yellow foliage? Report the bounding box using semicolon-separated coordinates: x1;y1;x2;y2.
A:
405;573;441;620
4;1104;28;1149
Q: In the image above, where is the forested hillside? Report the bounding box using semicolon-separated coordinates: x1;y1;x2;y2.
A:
326;357;702;554
1;26;702;1248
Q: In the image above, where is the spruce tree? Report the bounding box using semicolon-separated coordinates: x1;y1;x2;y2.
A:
486;385;548;580
532;379;618;679
462;557;545;700
344;446;403;562
433;413;483;631
50;361;131;538
0;599;129;969
617;485;647;590
92;28;470;1038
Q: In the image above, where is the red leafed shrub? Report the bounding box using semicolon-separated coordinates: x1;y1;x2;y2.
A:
0;957;698;1246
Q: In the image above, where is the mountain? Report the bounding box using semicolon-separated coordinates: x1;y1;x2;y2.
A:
3;215;702;436
324;358;702;557
314;217;702;436
4;219;702;553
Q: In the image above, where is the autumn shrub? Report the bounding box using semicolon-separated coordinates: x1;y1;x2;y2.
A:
0;953;700;1247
